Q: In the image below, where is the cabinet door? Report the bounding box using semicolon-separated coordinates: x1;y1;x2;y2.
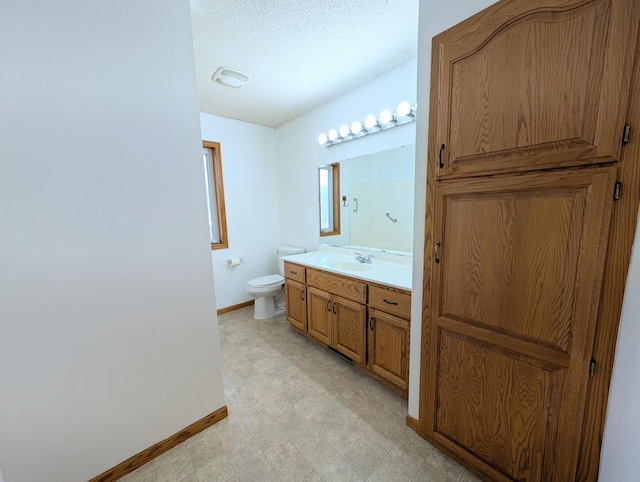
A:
333;296;366;364
285;279;307;332
430;0;639;180
307;286;332;346
368;309;409;391
427;166;616;481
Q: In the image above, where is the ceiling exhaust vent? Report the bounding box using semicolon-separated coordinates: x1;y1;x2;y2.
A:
211;67;251;88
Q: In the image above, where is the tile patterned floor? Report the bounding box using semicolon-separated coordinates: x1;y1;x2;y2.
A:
120;307;481;482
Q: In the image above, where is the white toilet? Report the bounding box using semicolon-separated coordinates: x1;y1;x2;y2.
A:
246;245;306;320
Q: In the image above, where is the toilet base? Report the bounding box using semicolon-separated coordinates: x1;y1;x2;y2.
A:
253;295;277;320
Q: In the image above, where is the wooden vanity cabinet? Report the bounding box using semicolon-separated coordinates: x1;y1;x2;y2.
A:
306;268;367;364
284;262;307;332
284;263;411;393
367;284;411;393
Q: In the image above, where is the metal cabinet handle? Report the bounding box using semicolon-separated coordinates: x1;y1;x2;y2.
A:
290;270;298;275
383;299;398;305
438;144;445;168
333;302;337;315
327;300;331;312
300;290;305;301
369;316;375;330
435;241;441;264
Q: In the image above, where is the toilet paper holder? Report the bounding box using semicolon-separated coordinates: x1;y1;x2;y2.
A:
226;256;245;266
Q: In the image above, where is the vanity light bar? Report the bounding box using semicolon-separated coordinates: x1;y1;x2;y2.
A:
318;101;416;147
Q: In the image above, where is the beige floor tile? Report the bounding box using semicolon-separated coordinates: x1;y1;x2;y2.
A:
302;438;342;475
286;420;322;453
367;460;409;482
294;394;326;419
118;461;156;482
362;424;397;457
279;455;321;482
321;459;364;481
383;443;426;480
233;453;278;482
194;453;237;482
187;434;224;470
412;461;451;482
323;426;361;455
426;448;467;481
343;439;381;479
154;448;196;482
261;438;303;473
273;406;306;432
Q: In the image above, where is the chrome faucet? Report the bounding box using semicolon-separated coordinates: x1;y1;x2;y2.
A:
354;252;373;264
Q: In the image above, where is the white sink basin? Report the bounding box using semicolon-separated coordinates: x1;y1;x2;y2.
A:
324;260;374;272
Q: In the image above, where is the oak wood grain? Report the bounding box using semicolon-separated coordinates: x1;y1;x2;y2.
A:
418;1;640;480
306;268;367;304
285;279;307;332
368;285;411;320
283;261;306;283
306;286;333;346
431;0;639;180
368;309;410;390
333;296;367;363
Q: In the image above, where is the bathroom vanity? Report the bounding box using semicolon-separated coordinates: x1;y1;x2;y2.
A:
282;248;412;395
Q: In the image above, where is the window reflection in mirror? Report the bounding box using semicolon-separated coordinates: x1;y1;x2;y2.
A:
320;145;415;255
319;163;340;236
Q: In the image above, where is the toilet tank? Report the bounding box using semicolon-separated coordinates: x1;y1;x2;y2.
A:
276;245;306;275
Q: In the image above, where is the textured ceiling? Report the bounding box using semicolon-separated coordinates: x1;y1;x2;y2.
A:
190;0;419;128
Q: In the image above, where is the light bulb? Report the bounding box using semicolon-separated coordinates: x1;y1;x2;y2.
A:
339;124;350;138
397;101;413;117
364;115;378;129
318;133;328;145
379;109;395;125
351;121;363;135
328;129;338;141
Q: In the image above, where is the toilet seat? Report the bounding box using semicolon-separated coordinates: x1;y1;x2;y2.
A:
247;274;284;293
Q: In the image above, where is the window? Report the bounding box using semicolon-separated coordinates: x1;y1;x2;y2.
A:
202;141;228;249
319;163;340;236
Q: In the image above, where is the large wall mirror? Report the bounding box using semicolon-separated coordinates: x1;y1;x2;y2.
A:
319;144;415;255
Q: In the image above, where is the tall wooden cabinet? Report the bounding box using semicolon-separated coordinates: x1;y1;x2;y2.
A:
420;1;640;480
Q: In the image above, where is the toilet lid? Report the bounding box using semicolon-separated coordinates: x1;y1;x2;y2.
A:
247;274;284;288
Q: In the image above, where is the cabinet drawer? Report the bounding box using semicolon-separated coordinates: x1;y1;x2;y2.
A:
307;268;367;304
368;285;411;320
284;261;306;283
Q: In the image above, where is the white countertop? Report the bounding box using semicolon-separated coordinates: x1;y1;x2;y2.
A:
282;246;413;291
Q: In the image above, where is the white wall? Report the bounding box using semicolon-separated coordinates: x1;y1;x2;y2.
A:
275;59;418;252
0;2;225;481
199;114;280;309
408;0;499;419
599;215;640;481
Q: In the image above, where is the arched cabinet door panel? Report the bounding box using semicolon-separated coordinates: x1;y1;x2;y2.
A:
431;0;639;179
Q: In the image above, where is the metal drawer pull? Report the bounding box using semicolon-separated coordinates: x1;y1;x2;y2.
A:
438;144;445;168
383;299;398;305
435;241;441;264
369;316;375;330
333;302;337;314
300;290;305;301
290;270;298;275
327;300;331;312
